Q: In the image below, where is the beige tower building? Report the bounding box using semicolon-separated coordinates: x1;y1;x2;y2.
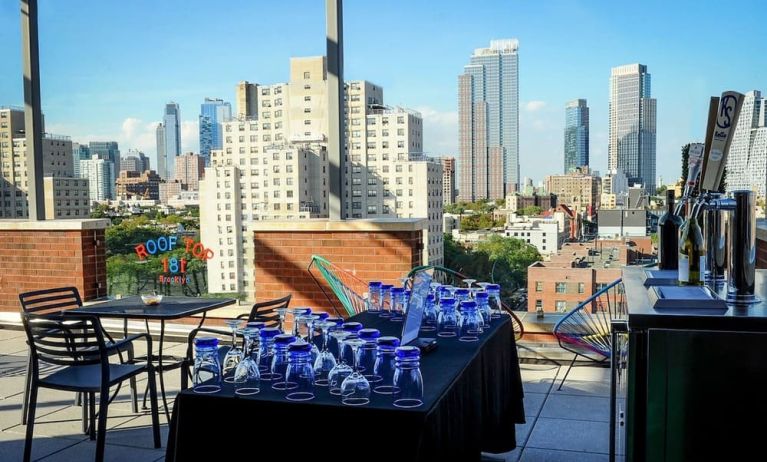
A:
174;152;205;191
201;57;443;299
441;157;456;205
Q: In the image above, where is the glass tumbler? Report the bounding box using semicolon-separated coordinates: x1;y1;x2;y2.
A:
270;334;296;390
193;337;222;394
437;297;460;338
357;328;381;380
285;341;315;401
458;300;483;342
368;281;383;312
390;287;406;321
373;336;400;394
393;346;424;408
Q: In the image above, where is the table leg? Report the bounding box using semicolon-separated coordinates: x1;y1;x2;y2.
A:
158;319;171;421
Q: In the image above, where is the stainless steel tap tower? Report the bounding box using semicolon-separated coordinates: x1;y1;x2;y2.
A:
688;91;759;304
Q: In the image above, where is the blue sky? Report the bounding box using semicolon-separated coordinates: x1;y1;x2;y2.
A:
1;0;765;185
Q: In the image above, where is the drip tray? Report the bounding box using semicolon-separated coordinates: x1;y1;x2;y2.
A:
649;285;728;312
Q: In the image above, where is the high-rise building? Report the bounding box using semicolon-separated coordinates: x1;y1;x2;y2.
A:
235;81;259;118
174;152;205;191
155;123;166;178
459;39;520;202
199;98;232;166
121;149;150;174
201;56;443;298
564;99;589;173
156;102;181;179
88;141;120;175
726;90;767;197
441;157;456;205
608;64;657;193
72;143;90;177
43;177;90;219
116;170;162;200
80;155;115;202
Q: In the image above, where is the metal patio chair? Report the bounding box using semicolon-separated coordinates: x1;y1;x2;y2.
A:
21;312;160;462
553;277;626;390
308;255;368;317
18;287;141;429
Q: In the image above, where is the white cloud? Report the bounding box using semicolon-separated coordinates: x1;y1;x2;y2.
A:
415;106;458;156
180;120;200;154
524;100;547;112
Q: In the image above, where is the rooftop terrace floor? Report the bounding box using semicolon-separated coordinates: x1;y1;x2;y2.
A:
0;327;609;461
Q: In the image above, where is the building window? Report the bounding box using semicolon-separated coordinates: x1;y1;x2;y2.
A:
535;300;542;311
555;301;567;312
578;282;585;294
535;281;543;292
555;282;566;293
303;71;310;79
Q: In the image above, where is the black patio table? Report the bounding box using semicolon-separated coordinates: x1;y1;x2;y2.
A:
165;311;525;461
65;296;237;420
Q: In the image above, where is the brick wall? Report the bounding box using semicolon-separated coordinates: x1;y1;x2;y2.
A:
252;220;425;315
527;264;622;313
0;220;109;313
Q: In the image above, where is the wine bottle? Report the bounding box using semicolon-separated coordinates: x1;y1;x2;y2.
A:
658;190;683;270
678;201;705;285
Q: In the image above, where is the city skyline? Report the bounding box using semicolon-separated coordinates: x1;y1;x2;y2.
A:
564;99;589;173
1;0;766;186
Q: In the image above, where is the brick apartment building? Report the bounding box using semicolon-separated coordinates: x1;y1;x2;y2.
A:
526;237;653;313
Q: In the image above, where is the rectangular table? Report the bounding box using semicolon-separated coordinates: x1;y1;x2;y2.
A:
66;296;237;420
166;311;525;461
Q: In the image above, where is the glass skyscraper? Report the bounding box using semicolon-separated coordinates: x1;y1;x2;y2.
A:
88;140;120;174
156;102;181;179
608;64;656;193
564;99;589;173
459;39;520;201
199;98;231;166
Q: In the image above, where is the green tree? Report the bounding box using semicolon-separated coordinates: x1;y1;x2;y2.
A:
90;203;110;219
461;213;504;231
517;205;543;216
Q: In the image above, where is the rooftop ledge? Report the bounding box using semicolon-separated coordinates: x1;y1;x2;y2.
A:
0;218;111;231
248;218;427;232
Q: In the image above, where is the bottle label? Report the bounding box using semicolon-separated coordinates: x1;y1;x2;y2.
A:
679;254;690;283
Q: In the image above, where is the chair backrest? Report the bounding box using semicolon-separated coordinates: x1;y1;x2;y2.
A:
22;312;108;376
406;265;526;341
247;294;291;325
19;287;83;314
553;277;625;359
308;255;367;317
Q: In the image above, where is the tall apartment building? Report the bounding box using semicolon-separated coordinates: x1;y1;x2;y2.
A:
199;98;232;166
564;99;589;173
1;107;89;219
157;102;181;179
80;155;115;202
159;179;185;204
89;141;120;175
174;152;205;191
201;56;443;298
608;64;657;193
545;167;601;216
116;170;161;200
441;157;456;205
121;149;150;174
459;39;520;201
726;90;767;196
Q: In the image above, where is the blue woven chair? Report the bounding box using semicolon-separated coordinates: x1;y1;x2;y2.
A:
553;278;625;390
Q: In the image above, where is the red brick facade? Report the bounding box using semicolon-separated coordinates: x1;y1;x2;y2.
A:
0;227;107;312
253;227;423;315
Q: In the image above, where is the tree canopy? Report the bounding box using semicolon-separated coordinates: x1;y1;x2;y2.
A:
517;205;543;216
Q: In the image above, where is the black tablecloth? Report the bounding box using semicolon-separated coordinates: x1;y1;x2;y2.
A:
165;312;525;461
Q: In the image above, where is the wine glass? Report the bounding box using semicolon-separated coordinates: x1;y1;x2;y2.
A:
222;319;243;383
276;307;289;333
313;320;338;386
463;278;477;288
233;326;260;395
328;331;353;395
289;307;311;336
340;338;371;406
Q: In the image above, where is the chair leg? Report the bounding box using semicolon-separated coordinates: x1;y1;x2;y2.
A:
81;392;88;434
147;371;162;448
21;354;32;425
88;392;96;441
558;356;578;391
95;389;109;462
127;344;138;413
180;358;188;390
22;384;38;462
